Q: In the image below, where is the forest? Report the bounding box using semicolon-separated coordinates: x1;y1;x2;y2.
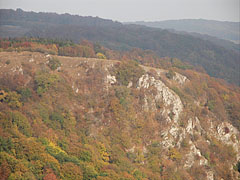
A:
0;38;239;179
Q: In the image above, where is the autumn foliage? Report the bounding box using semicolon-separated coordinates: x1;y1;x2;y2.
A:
0;39;239;180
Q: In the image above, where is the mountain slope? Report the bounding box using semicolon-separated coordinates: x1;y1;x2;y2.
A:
164;29;240;53
0;49;240;179
0;9;239;86
131;19;240;44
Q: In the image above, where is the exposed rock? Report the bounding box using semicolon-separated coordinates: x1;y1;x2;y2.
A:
125;146;135;153
173;72;189;85
184;141;208;168
137;74;183;123
186;117;202;135
106;74;116;85
215;122;240;160
105;74;116;91
206;170;214;180
29;58;34;62
127;81;133;88
10;65;23;75
138;74;184;149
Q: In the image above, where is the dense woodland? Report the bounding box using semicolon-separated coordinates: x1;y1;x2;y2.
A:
0;9;239;86
131;19;240;44
0;39;240;179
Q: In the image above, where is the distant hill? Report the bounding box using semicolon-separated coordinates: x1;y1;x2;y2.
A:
166;29;240;53
130;19;240;44
0;9;239;85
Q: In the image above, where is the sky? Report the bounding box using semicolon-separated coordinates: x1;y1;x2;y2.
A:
0;0;239;22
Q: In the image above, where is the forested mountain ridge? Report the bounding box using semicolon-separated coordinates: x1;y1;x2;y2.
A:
165;29;240;53
0;40;240;179
130;19;240;44
0;9;239;86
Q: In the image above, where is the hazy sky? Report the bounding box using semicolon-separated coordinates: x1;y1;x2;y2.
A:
0;0;239;22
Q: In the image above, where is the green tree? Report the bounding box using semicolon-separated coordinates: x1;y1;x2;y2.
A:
115;60;144;86
48;57;61;71
35;72;59;95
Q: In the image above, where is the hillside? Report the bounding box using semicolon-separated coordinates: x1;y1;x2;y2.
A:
0;40;240;179
131;19;240;44
0;9;239;86
165;29;240;53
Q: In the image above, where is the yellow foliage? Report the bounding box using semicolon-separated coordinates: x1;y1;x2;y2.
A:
96;52;106;59
168;148;182;161
1;91;22;108
98;143;110;162
0;90;8;102
48;141;66;154
222;93;229;101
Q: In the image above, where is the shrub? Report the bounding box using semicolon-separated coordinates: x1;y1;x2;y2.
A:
166;69;175;79
17;88;32;102
0;90;8;102
50;112;64;124
3;91;22;108
115;60;144;86
98;143;110;162
180;138;189;148
35;72;59;95
82;164;98;180
5;60;10;65
171;58;192;70
10;111;32;137
207;100;215;111
48;58;61;71
114;86;130;109
96;53;106;59
79;150;92;162
168;148;182;161
57;139;68;151
233;161;240;173
38;105;50;123
49;111;64;129
133;169;145;180
61;162;83;180
0;137;13;153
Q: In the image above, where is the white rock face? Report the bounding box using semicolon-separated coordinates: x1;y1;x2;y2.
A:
105;74;116;91
29;58;34;62
206;171;214;180
173;72;189;85
184;141;208;168
137;74;185;149
127;81;133;88
215;122;240;160
136;72;240;175
11;65;23;75
125;146;135;153
186;118;194;135
75;88;79;93
106;74;116;85
137;73;211;169
138;74;183;123
186;117;202;135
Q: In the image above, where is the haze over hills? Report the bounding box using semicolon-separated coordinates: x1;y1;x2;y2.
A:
166;29;240;53
0;9;239;86
129;19;240;44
